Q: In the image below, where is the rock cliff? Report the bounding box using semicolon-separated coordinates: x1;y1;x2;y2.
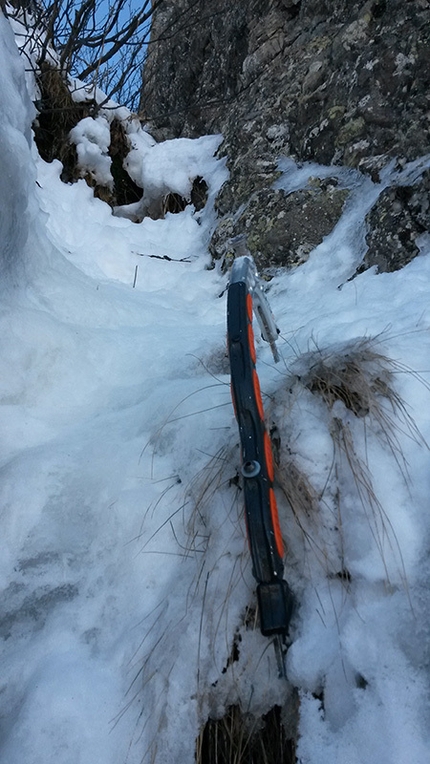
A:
142;0;430;273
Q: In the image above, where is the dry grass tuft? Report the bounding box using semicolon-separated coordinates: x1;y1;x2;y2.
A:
330;416;408;585
186;444;239;555
195;704;296;764
293;337;427;480
276;457;319;521
272;336;429;585
274;456;333;573
299;338;399;417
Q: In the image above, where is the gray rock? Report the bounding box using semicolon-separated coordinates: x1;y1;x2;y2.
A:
211;184;349;271
141;0;430;271
364;171;430;272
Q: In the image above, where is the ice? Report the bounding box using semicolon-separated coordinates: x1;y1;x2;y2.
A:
274;156;362;194
0;15;36;278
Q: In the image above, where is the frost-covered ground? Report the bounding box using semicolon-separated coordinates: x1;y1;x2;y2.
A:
1;11;430;764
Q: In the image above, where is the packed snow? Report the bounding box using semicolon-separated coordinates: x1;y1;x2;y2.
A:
1;10;430;764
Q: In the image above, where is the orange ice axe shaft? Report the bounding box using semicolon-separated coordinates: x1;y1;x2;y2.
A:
227;248;294;653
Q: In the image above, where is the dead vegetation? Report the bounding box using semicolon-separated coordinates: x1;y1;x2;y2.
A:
32;63;210;219
34;62;94;181
298;337;418;423
329;415;407;584
8;0;154;111
276;457;319;521
196;704;296;764
294;337;427;480
178;336;427;764
186;444;240;554
33;62;143;205
268;336;429;586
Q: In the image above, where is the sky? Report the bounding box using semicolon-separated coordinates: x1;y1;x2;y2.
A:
1;9;430;764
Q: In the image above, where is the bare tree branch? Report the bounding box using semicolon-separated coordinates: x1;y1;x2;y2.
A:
8;0;163;110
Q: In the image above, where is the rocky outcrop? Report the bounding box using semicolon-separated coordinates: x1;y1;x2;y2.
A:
364;170;430;272
211;182;349;271
141;0;430;270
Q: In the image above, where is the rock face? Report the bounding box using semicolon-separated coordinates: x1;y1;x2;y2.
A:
364;170;430;272
141;0;430;270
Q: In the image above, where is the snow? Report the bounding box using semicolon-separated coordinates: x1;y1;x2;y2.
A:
2;11;430;764
0;13;36;277
125;134;224;200
69;116;114;188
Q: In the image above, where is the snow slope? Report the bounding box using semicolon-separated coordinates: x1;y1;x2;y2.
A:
1;12;430;764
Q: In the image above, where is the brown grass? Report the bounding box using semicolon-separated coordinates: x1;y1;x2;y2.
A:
196;704;296;764
273;336;428;585
33;64;143;207
297;337;426;462
34;62;95;180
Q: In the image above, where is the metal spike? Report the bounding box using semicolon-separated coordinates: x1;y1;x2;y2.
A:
273;634;288;679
